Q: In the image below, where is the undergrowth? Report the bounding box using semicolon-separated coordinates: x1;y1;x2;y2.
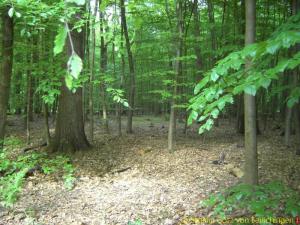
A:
200;181;300;225
0;137;75;207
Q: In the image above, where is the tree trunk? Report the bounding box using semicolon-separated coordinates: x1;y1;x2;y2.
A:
0;8;14;148
43;103;51;145
100;11;109;133
89;0;98;141
120;0;136;134
287;0;300;149
193;0;201;73
244;0;258;185
26;66;32;144
168;0;183;152
49;7;90;152
236;95;245;134
207;0;217;67
117;24;126;136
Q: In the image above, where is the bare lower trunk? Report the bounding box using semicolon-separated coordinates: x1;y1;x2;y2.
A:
168;101;176;151
243;0;258;185
0;9;14;148
43;103;51;145
284;105;292;147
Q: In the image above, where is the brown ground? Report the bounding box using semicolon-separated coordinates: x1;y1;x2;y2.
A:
0;115;299;225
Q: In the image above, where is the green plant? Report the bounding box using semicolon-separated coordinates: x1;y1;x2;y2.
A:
128;219;142;225
0;137;76;207
201;181;300;225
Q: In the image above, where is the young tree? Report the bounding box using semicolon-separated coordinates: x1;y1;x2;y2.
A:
243;0;258;185
88;0;98;142
120;0;135;134
168;0;184;152
99;11;109;133
0;7;14;148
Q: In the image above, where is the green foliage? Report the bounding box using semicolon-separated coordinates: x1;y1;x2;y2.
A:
189;13;300;133
128;219;142;225
66;0;86;5
67;53;83;79
54;26;67;56
0;138;75;207
107;87;130;108
201;181;300;224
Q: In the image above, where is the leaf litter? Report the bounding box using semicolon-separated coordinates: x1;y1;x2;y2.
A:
1;116;300;225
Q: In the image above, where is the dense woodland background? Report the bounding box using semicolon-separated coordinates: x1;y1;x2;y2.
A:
0;0;300;224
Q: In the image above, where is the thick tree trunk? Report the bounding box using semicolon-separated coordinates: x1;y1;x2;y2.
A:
49;7;90;152
120;0;136;134
244;0;258;185
287;0;300;149
0;8;14;148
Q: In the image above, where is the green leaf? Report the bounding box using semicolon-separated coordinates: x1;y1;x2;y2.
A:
8;8;14;18
54;27;67;56
123;102;129;107
211;108;219;119
198;126;205;134
15;12;21;18
244;85;257;96
67;53;83;79
194;76;209;95
66;0;86;5
188;111;198;125
260;77;271;89
287;98;298;108
65;74;73;90
211;70;219;82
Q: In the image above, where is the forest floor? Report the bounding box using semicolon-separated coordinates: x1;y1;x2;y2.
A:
1;115;300;225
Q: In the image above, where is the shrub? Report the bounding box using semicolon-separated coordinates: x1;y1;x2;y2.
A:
201;181;300;224
0;137;75;207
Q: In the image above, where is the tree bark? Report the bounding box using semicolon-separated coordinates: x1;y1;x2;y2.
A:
49;6;90;152
120;0;136;134
193;0;202;73
168;0;183;152
117;25;126;136
0;8;14;148
206;0;217;67
88;0;98;141
43;103;51;145
100;11;109;133
243;0;258;185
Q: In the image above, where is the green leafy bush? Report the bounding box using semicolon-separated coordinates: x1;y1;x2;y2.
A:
201;181;300;224
0;138;75;207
